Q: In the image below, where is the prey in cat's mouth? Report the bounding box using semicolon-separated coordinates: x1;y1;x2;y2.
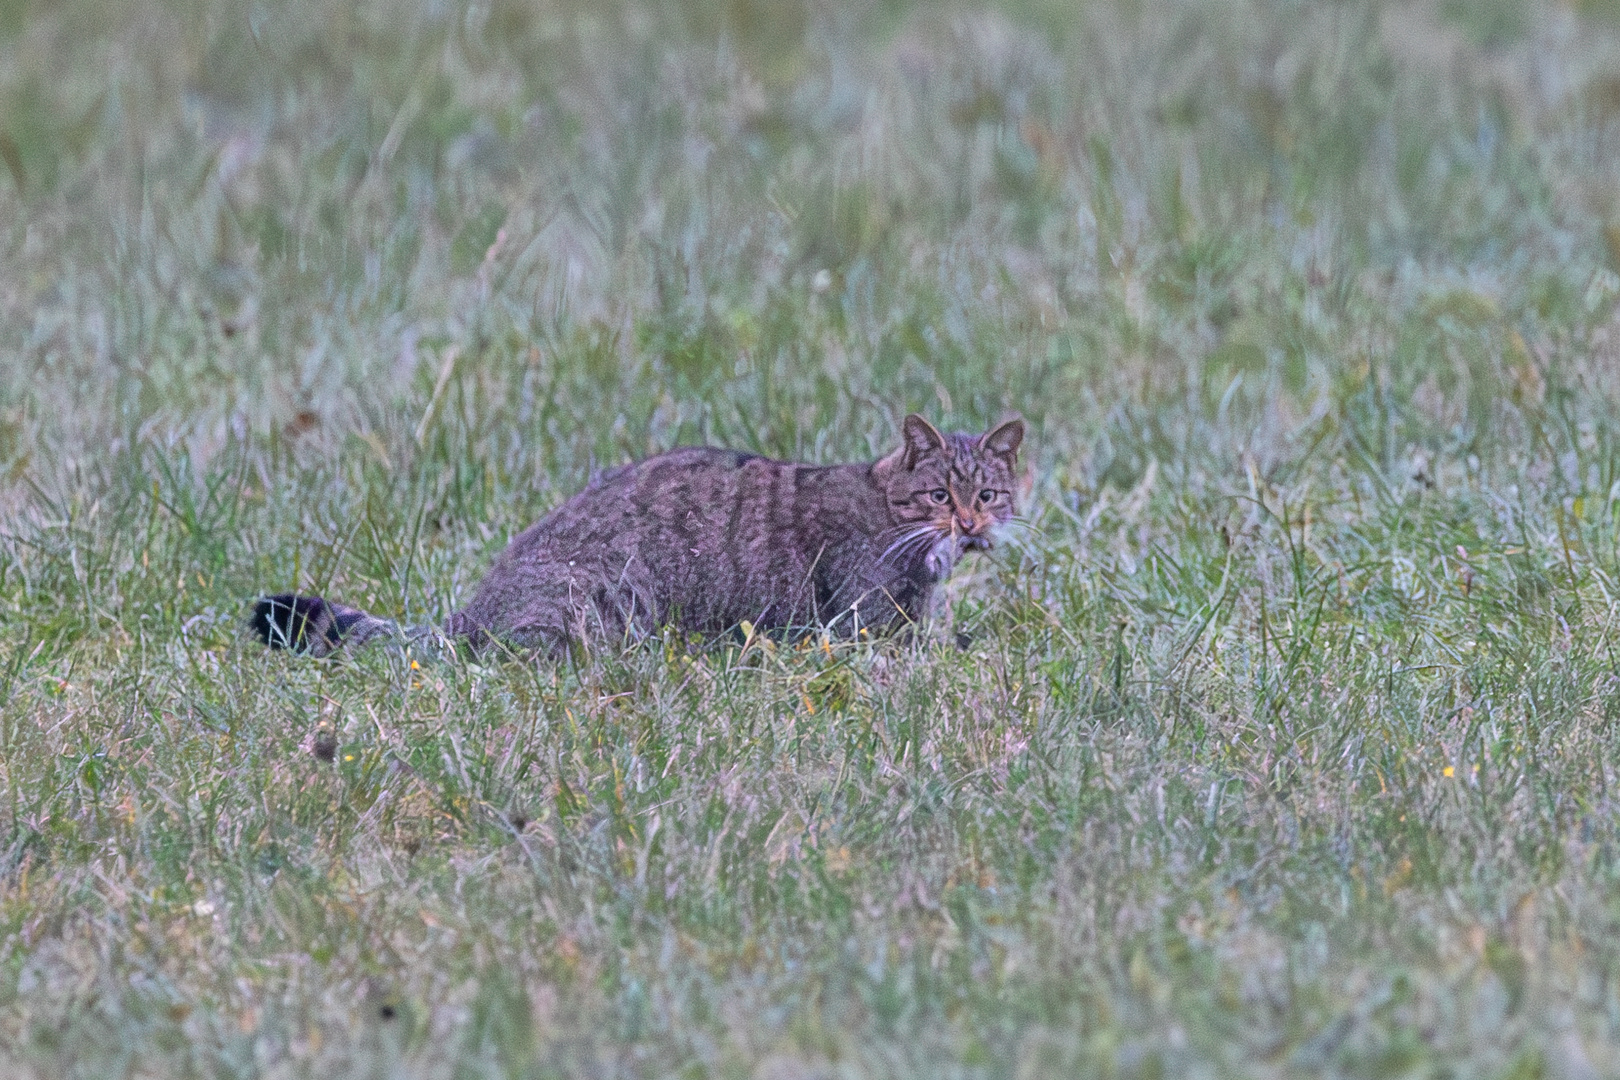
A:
920;520;1000;577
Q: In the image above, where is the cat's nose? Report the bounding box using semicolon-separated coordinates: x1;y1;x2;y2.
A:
956;511;976;534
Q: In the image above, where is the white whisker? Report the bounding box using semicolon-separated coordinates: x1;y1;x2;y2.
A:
881;524;940;563
898;528;945;559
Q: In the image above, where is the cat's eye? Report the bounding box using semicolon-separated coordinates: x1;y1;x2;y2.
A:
929;489;950;504
978;489;996;504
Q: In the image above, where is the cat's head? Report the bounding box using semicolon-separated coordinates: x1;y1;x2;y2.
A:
874;413;1025;577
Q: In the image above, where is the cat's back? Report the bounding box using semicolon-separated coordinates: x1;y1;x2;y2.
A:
567;445;777;528
609;445;772;502
514;444;870;554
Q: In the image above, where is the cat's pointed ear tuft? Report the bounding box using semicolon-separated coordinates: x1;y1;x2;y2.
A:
900;413;948;468
979;416;1024;463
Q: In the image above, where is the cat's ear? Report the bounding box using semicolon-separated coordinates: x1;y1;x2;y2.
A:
900;413;948;468
979;416;1024;463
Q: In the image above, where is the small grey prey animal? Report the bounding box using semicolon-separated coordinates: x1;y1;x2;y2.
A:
251;413;1024;658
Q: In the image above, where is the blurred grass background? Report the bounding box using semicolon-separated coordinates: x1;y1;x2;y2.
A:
9;0;1620;1075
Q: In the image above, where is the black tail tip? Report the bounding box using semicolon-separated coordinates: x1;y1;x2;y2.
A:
251;594;332;651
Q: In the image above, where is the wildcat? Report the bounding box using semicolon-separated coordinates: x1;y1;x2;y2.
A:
251;413;1024;658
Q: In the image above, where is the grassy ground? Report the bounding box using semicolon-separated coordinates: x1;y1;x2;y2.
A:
6;0;1620;1075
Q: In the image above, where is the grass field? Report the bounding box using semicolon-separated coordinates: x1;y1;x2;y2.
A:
8;0;1620;1075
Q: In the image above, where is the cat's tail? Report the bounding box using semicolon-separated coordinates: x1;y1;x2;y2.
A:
250;593;407;658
